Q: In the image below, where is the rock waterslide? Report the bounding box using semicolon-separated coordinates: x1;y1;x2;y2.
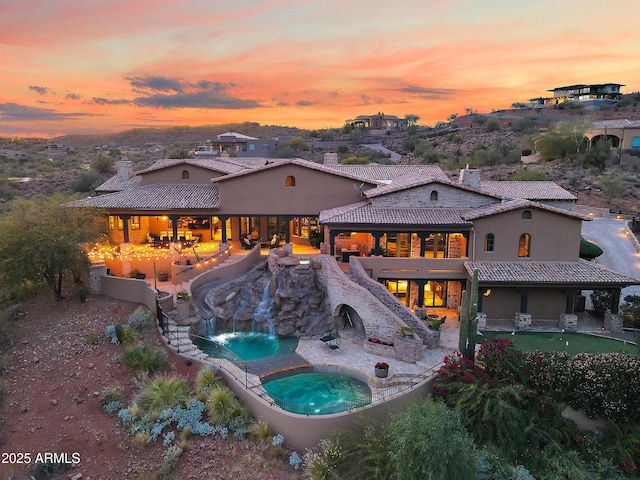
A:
191;250;342;339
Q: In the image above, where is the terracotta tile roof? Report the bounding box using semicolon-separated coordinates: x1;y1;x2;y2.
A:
136;159;246;175
330;165;450;182
320;202;472;226
362;174;506;201
479;181;576;201
464;260;639;286
212;158;385;185
362;174;452;198
462;199;591;221
68;184;219;211
96;159;245;193
95;174;142;193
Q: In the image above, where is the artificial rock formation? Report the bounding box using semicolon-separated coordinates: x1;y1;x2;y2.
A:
195;250;341;338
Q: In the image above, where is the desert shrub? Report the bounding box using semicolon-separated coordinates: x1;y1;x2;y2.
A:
137;375;192;415
104;325;119;344
195;364;222;395
90;155;115;173
118;325;137;345
598;422;640;474
335;420;394;480
522;351;572;397
128;306;155;331
511;167;546;181
69;170;103;193
620;295;640;328
30;461;72;480
207;387;246;425
303;438;345;480
122;344;167;374
387;400;477;480
248;420;271;441
477;338;524;381
99;386;124;414
565;353;640;422
485;119;499;132
590;290;612;316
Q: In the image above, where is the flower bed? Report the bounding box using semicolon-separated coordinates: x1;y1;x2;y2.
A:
363;337;395;357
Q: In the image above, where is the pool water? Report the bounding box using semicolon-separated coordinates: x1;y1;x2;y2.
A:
191;331;299;361
262;373;372;415
481;331;638;356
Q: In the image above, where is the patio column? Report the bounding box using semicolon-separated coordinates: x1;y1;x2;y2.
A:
219;216;229;243
372;232;384;256
417;232;430;257
519;289;529;313
415;279;426;307
282;216;292;244
119;215;131;243
478;287;488;312
168;215;180;241
610;288;621;314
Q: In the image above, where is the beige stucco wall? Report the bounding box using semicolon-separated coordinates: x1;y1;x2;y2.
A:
482;287;567;319
140;164;227;185
216;164;374;216
471;207;582;261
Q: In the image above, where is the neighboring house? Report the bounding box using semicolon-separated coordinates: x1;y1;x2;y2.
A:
536;83;624;107
193;131;281;158
347;113;407;133
70;158;638;322
585;119;640;152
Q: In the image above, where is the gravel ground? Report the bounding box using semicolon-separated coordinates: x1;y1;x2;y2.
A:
0;291;301;480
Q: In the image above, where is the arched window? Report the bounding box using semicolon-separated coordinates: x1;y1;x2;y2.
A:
430;190;438;201
522;210;532;219
286;175;296;187
484;233;495;252
518;233;531;257
181;170;190;179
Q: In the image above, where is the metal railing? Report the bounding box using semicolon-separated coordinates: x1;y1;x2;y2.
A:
249;362;444;416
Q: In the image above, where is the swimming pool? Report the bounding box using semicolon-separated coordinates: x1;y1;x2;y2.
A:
191;331;299;362
262;372;372;415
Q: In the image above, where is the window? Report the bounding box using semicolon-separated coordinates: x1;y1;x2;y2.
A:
286;175;296;187
423;280;446;307
632;136;640;149
108;216;123;230
522;210;532;219
249;143;255;151
130;216;140;230
484;233;495;252
181;170;190;179
385;280;409;306
430;190;438;201
518;233;531;257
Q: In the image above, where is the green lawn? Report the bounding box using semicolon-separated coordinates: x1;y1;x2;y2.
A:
480;331;639;356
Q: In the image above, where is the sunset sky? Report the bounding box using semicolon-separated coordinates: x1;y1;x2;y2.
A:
2;0;639;138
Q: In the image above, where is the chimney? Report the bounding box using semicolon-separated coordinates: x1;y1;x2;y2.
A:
459;167;481;189
117;161;134;180
324;152;338;166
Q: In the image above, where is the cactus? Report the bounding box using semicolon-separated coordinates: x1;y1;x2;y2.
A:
458;268;479;362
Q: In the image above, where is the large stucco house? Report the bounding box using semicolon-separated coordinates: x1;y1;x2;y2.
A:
71;155;638;324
